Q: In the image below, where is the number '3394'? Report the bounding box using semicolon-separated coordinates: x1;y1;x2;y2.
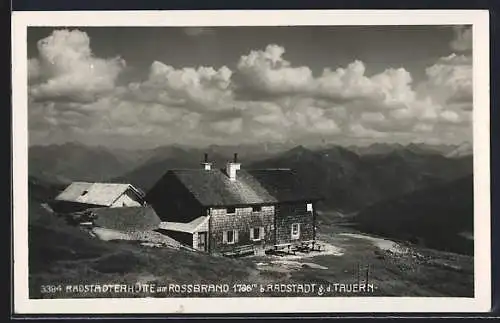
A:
40;285;62;293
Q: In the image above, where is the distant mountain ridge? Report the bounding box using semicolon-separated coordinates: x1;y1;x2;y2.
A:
249;145;472;212
446;142;473;158
29;142;137;184
355;175;474;255
346;142;464;156
28;142;293;186
29;141;473;212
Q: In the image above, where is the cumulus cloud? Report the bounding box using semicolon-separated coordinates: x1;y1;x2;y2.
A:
450;26;472;52
233;45;471;143
284;104;341;136
419;53;472;110
211;118;243;135
238;99;341;142
439;110;461;124
349;123;388;139
361;112;386;124
413;123;434;133
235;44;314;98
28;29;125;103
29;95;205;147
128;61;234;111
28;31;472;147
235;45;419;106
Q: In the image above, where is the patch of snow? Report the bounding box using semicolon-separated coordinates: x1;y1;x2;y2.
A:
339;233;409;255
141;242;163;248
301;262;329;270
90;227;182;249
458;231;473;241
136;273;158;283
92;227;131;241
41;203;54;213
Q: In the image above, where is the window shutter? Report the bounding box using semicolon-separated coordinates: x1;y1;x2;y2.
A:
234;230;239;243
250;228;254;240
260;227;265;240
223;231;227;244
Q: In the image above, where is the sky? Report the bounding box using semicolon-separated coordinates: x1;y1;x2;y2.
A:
27;25;473;149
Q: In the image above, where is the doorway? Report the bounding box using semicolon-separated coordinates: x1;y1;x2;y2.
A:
198;232;208;251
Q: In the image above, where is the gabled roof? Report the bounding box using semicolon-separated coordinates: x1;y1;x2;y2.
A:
166;168;321;207
89;206;161;232
159;216;209;234
246;169;321;203
55;182;143;206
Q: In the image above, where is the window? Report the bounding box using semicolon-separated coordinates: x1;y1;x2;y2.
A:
252;206;262;212
291;223;301;240
223;230;238;244
227;207;236;214
262;205;275;213
250;227;264;241
306;203;313;212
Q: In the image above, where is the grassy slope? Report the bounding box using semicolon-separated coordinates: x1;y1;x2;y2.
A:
354;175;473;255
29;213;261;298
29;211;473;298
28;177;259;298
309;225;474;297
27;169;474;299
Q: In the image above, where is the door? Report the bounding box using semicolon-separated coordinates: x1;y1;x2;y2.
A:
291;223;301;240
198;232;208;252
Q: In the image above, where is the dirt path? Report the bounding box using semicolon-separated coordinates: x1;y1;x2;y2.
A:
249;226;474;297
338;232;411;255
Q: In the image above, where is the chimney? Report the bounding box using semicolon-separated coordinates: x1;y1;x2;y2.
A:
226;153;241;181
201;153;212;171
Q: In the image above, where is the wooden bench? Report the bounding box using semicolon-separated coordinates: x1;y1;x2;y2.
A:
297;240;322;252
222;245;255;257
311;241;322;251
273;243;296;255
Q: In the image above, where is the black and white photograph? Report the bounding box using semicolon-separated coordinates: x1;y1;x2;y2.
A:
12;10;491;314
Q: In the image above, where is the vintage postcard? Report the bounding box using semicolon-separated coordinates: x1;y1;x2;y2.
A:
12;10;491;314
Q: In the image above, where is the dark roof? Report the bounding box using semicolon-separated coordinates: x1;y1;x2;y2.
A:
246;169;321;203
89;206;161;232
169;169;321;207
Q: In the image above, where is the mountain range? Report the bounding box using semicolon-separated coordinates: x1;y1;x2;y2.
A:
28;141;475;255
28;141;473;212
249;145;472;212
355;174;474;255
345;142;467;156
28;142;294;185
29;142;136;184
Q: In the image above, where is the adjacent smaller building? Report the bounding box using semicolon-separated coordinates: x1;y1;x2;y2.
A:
89;205;161;232
52;182;145;213
157;216;209;251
